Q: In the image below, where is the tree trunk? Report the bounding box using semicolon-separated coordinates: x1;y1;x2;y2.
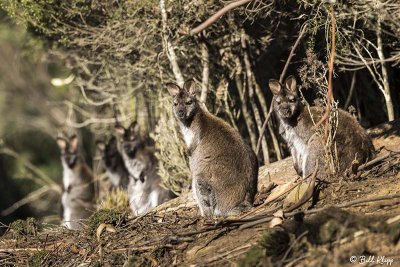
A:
376;16;395;121
234;71;258;152
253;78;282;161
160;0;184;86
200;41;210;105
241;32;269;163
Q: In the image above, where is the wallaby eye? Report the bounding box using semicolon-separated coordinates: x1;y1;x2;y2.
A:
289;98;296;103
173;102;178;106
185;100;193;105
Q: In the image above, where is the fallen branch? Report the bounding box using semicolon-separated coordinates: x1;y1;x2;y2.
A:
239;193;400;230
284;161;319;213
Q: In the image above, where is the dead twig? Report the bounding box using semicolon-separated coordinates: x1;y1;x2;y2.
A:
190;0;252;35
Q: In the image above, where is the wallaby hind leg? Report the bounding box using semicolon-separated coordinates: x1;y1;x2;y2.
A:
303;150;326;182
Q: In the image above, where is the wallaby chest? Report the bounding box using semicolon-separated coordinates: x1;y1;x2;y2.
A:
279;120;309;173
122;151;146;179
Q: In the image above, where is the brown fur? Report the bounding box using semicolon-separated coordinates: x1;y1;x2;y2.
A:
269;76;375;180
57;135;95;229
115;123;175;215
167;80;258;217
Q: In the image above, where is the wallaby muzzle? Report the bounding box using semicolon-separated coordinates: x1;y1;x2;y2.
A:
177;109;185;118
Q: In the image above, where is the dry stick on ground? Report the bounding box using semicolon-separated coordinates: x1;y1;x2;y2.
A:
283;161;318;213
314;5;336;136
239;193;400;230
202;243;256;264
256;23;308;155
239;174;311;219
190;0;252;35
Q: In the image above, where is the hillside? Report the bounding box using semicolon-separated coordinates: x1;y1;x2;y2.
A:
1;120;399;267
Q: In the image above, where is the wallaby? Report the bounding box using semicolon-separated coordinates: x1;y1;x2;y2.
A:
268;76;375;180
115;122;174;215
96;136;129;189
56;135;95;230
167;80;258;217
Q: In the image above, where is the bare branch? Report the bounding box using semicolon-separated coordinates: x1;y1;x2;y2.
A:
190;0;252;35
160;0;184;85
200;41;210;104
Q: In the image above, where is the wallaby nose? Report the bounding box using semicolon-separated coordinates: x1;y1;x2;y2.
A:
178;110;185;118
123;143;130;151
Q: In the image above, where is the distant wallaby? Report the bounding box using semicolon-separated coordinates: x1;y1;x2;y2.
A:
167;80;258;217
56;135;95;229
115;122;174;215
269;76;375;180
96;136;129;189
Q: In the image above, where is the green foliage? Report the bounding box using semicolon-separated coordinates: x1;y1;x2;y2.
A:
8;217;38;238
237;228;291;266
237;245;269;267
1;0;119;38
28;250;48;267
87;209;127;236
259;229;290;257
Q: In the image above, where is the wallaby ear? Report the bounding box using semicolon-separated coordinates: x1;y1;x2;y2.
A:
96;140;106;152
284;75;297;94
268;79;281;95
166;82;181;97
69;135;79;152
56;137;67;152
183;79;196;96
115;124;126;137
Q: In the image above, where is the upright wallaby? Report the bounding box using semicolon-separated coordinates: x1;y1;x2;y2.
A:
96;136;129;189
115;122;174;215
269;76;375;180
167;80;258;217
56;135;95;229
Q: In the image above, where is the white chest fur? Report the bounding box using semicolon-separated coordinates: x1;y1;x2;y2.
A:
121;152;145;179
280;122;309;175
179;123;194;147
